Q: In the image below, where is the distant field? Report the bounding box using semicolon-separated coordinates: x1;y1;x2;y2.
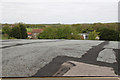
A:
26;28;32;32
26;28;40;32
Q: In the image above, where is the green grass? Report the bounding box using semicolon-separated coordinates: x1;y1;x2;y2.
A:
26;28;40;32
26;28;32;32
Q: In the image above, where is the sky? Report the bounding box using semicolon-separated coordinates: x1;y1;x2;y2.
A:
1;0;119;24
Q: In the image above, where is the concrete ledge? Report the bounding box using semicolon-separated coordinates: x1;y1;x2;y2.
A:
63;61;117;76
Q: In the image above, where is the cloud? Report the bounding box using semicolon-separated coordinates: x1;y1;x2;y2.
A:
1;0;118;24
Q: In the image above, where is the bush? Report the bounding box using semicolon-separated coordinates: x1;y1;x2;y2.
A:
38;27;57;39
2;25;11;35
10;26;22;39
98;28;119;41
88;30;100;40
56;26;74;39
19;23;28;39
9;23;28;39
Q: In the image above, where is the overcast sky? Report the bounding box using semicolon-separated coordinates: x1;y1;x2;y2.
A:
1;0;119;24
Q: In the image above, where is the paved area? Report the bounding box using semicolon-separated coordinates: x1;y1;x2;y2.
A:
1;39;120;77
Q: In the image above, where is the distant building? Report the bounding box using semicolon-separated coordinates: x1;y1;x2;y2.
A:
96;36;100;40
78;33;100;40
79;33;89;40
32;29;43;38
27;32;32;39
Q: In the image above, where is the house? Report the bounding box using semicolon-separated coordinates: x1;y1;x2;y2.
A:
27;32;32;39
96;36;100;40
78;33;100;40
79;33;89;40
32;29;43;38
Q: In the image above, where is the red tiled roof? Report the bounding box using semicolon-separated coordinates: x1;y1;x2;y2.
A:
27;32;32;35
32;29;43;33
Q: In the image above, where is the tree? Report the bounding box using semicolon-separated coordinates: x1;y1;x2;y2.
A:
2;25;11;35
37;26;81;39
9;23;28;39
88;30;100;40
38;27;57;39
98;28;119;41
10;26;22;39
18;23;28;39
57;26;73;39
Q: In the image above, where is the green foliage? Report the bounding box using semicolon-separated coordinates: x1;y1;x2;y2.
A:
98;28;119;41
56;26;79;39
8;23;27;39
10;26;22;39
38;26;81;39
2;25;11;35
88;30;100;40
1;22;119;41
72;24;94;33
38;27;57;39
19;23;28;39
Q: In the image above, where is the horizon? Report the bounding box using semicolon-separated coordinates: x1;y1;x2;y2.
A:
1;22;118;25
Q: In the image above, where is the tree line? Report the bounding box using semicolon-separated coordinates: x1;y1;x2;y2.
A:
2;22;120;41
